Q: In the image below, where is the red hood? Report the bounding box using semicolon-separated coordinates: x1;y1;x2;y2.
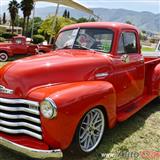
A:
0;49;112;99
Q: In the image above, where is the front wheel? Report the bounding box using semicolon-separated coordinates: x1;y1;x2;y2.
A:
38;50;45;55
70;108;105;155
0;52;9;62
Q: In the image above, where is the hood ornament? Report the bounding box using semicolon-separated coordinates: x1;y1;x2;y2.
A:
0;85;14;95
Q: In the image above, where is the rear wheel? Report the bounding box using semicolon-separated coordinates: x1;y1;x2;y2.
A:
69;107;105;155
0;52;9;62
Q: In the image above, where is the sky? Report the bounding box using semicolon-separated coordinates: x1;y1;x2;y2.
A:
0;0;160;14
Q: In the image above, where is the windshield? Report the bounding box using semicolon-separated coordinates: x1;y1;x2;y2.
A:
55;28;114;53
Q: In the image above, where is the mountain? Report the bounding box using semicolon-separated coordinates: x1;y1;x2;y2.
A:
93;8;160;33
35;7;160;33
1;5;160;33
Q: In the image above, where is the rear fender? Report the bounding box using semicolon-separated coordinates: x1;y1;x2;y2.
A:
27;81;117;150
152;63;160;94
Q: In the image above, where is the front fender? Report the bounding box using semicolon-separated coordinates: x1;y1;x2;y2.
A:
27;81;116;150
0;47;13;56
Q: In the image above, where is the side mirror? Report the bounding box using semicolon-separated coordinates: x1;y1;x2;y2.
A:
121;54;130;63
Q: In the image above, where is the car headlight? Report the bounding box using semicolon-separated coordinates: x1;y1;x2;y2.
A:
40;98;57;119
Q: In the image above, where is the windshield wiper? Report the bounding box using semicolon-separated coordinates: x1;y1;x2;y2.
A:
73;44;95;52
56;44;107;53
74;44;107;53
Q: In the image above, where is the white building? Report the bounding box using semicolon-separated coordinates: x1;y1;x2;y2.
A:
0;25;22;34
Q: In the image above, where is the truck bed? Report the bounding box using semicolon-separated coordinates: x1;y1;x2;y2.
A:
144;56;160;64
142;51;160;58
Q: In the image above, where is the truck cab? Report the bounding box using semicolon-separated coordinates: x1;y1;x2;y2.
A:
56;23;144;107
12;36;32;54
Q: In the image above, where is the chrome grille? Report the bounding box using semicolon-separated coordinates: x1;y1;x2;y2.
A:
0;98;42;140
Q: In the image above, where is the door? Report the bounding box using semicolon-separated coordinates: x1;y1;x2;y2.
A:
112;30;145;107
12;38;27;54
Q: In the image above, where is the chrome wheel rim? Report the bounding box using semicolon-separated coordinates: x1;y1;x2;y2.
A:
0;53;8;62
79;108;105;153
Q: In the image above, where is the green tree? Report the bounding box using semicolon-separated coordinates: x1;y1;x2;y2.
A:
63;9;67;18
38;16;75;42
142;30;146;34
89;17;96;22
70;17;77;22
14;15;22;26
32;34;45;44
126;21;132;25
67;11;70;18
20;0;34;36
28;17;43;36
140;33;147;41
14;16;43;36
150;38;156;43
77;17;89;23
70;17;96;23
8;0;19;35
3;13;6;24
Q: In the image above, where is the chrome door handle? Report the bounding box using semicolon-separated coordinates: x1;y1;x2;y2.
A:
121;54;130;63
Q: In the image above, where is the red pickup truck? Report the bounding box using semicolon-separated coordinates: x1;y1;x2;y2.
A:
0;35;52;61
0;22;160;159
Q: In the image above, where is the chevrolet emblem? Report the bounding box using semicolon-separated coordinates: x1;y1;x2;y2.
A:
0;85;14;95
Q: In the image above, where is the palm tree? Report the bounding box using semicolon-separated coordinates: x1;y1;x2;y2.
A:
8;0;19;35
20;0;34;36
3;13;6;24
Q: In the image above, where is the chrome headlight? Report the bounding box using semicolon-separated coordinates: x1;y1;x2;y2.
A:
40;98;57;119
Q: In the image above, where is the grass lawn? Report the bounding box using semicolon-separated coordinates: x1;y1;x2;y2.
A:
142;47;155;52
0;61;159;160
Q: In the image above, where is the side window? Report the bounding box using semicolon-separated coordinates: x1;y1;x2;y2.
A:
118;32;138;54
123;32;138;53
15;38;22;44
118;35;125;54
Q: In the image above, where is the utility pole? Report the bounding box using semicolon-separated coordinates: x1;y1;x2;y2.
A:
49;2;60;44
31;3;36;38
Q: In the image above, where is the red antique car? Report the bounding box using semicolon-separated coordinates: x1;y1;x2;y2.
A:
0;35;52;61
0;22;160;159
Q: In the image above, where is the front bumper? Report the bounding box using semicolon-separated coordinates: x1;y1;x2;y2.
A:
0;137;63;159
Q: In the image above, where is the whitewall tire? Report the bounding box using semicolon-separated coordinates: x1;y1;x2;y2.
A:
0;52;9;62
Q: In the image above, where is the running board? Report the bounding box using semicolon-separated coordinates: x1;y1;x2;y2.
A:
117;95;157;122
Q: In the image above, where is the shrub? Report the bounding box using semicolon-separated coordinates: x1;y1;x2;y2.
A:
0;31;3;37
0;37;6;42
1;33;17;39
32;35;45;44
140;33;147;41
150;38;156;44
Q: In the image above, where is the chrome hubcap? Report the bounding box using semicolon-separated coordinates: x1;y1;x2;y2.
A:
0;53;8;61
79;108;105;152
